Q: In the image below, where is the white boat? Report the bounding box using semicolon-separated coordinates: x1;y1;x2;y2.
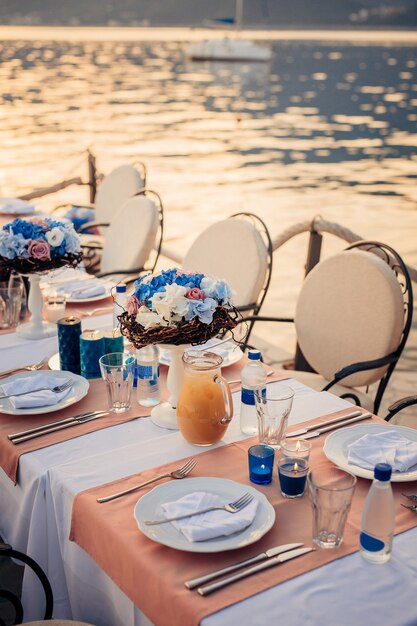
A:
185;0;272;63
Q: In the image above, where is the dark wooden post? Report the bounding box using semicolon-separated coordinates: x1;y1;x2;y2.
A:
87;150;97;203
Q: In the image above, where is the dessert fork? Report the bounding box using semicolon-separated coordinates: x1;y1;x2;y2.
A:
0;357;49;379
144;492;254;526
0;379;72;399
97;458;197;503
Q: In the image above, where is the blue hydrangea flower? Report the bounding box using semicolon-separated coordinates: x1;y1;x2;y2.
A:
184;297;218;324
0;232;28;259
200;276;234;304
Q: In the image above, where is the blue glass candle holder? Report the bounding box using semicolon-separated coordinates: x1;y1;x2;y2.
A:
102;329;124;354
248;444;275;485
57;316;81;374
278;457;308;498
80;330;106;379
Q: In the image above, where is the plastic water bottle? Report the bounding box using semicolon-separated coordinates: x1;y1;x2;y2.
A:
360;463;395;564
113;284;127;330
136;345;160;407
240;350;267;435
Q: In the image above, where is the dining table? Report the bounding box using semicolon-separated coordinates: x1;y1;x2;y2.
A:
1;308;417;626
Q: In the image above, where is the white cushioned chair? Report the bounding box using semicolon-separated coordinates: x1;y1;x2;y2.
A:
181;212;273;344
83;190;163;283
239;241;413;414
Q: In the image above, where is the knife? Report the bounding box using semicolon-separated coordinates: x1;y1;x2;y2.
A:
197;547;314;596
288;410;364;437
185;542;303;590
300;412;372;440
9;411;110;444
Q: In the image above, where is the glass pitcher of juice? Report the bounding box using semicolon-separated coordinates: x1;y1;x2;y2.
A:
176;351;233;446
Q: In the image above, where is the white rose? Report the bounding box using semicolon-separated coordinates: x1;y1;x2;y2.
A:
45;226;65;247
136;306;163;329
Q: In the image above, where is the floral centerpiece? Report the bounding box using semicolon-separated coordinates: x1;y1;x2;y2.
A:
119;269;239;348
0;217;82;274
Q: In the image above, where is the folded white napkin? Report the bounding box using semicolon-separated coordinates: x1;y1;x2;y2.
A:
161;491;258;542
0;198;35;215
347;430;417;472
55;279;106;299
0;374;72;409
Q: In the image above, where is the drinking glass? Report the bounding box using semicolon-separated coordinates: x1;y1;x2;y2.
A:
254;385;294;448
99;352;135;413
0;282;23;329
307;467;357;549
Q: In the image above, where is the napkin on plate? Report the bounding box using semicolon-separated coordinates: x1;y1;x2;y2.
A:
0;374;72;409
161;491;258;542
0;198;35;215
54;279;106;300
347;430;417;472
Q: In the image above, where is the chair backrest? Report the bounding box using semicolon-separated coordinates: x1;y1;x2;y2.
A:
94;164;145;223
100;194;160;274
182;213;272;313
294;243;412;398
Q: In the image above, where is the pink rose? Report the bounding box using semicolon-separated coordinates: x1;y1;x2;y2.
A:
127;295;139;316
27;238;51;260
186;287;205;301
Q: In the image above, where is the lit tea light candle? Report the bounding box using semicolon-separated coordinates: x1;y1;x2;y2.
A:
278;457;308;498
248;444;275;485
45;294;66;323
281;438;312;461
102;328;124;354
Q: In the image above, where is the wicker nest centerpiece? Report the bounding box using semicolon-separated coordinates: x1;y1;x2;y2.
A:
0;217;82;275
119;269;239;349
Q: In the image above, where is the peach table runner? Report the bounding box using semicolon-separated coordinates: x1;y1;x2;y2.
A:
0;361;286;483
70;411;417;626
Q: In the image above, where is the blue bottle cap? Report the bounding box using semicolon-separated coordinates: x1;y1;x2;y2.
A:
374;463;392;481
248;350;261;360
116;284;127;293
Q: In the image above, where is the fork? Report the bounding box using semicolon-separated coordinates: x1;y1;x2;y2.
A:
402;493;417;503
73;307;113;318
96;458;197;503
0;379;73;399
144;492;254;526
401;504;417;513
0;357;49;379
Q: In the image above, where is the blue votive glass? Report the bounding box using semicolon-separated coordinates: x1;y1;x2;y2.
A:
278;457;308;498
57;316;81;374
102;329;124;354
80;329;106;379
248;445;275;485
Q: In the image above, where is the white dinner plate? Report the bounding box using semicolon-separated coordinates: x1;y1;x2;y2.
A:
0;370;89;415
159;339;243;369
64;281;115;304
0;197;35;215
323;423;417;482
134;476;275;553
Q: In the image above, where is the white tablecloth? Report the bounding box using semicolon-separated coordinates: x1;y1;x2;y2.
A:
1;323;417;626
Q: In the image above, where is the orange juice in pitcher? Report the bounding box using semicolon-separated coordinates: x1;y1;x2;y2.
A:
177;351;233;446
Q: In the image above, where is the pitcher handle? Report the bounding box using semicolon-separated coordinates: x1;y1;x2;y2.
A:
214;375;233;424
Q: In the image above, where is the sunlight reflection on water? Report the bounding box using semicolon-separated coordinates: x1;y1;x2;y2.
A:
0;34;416;353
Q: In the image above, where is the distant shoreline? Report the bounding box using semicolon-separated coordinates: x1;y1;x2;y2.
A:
1;25;417;44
